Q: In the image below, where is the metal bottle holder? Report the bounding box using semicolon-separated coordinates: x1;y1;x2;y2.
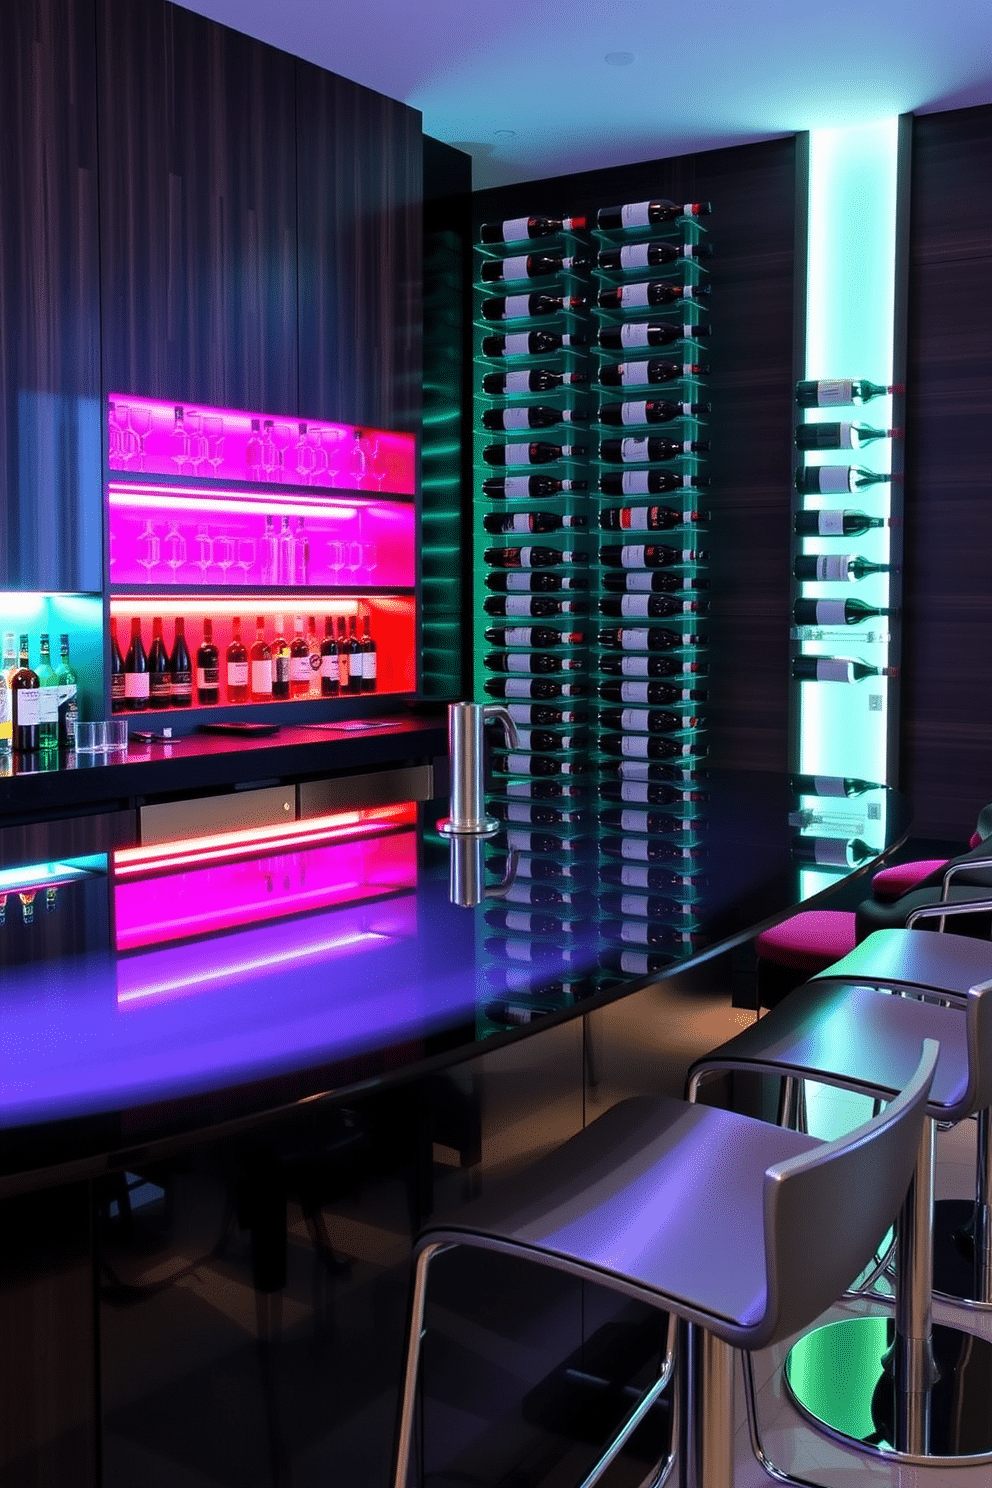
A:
438;702;520;907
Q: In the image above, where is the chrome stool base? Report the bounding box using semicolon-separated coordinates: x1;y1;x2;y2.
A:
932;1198;992;1307
785;1316;992;1463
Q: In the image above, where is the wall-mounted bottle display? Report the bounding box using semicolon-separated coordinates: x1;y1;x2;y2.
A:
0;595;102;773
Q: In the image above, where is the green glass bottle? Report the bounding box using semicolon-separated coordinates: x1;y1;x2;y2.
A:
36;634;60;749
55;633;79;748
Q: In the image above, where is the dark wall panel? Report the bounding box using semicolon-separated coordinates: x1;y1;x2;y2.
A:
296;64;423;434
96;0;299;415
0;0;102;592
472;139;799;773
902;106;992;838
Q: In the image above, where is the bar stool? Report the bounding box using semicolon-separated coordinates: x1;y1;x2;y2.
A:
392;1044;937;1488
687;939;992;1463
871;857;947;901
753;908;856;1008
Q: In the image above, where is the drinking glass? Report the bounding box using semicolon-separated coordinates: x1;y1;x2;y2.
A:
128;405;153;473
328;541;345;586
164;520;187;582
195;523;214;580
204;415;225;477
236;538;257;584
137;519;160;580
186;409;209;474
216;533;236;583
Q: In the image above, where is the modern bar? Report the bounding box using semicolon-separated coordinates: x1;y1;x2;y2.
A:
2;3;992;1485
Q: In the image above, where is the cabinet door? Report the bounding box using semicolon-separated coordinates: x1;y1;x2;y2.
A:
0;0;102;593
96;0;298;416
296;62;423;435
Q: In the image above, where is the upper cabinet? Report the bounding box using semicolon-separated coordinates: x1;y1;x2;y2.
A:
0;0;103;592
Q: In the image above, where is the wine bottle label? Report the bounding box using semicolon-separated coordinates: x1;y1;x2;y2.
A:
505;654;531;672
500;679;536;697
500;255;530;279
501;445;534;466
619;710;652;732
503;911;536;933
814;467;852;494
620;922;650;944
813;839;850;867
321;655;338;678
619;323;652;348
812;659;855;682
502;295;533;318
620;809;650;832
814;600;848;624
813;380;854;406
624;572;657;590
621;736;651;758
619;243;652;269
502;941;537;962
501;574;533;590
365;652;377;680
501;373;534;395
619;471;651;493
618;781;650;802
619;893;651;917
507;513;534;532
619;628;647;649
38;686;59;723
838;422;855;448
621;545;648;567
817;510;846;535
620;656;651;676
501;407;536;431
290;658;311;683
125;673;149;700
622;403;650;426
501;333;533;356
501;597;536;616
171;671;192;694
226;662;249;688
618;864;650;888
504;805;534;824
14;690;42;723
814;555;853;581
617;950;652;974
196;666;219;688
617;282;653;308
501;628;535;645
505;753;575;774
620;440;650;463
814;776;848;796
0;687;11;732
621;202;653;229
250;661;272;693
621;835;652;858
111;675;126;701
499;217;532;242
619;595;652;616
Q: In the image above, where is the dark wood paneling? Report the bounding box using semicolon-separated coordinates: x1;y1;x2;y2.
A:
0;0;102;592
473;138;799;773
901;106;992;838
96;0;299;414
296;63;423;434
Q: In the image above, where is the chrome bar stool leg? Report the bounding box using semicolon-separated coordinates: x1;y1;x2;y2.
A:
932;1106;992;1307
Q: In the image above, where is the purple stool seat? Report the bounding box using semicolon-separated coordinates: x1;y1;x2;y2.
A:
872;858;948;902
755;909;857;972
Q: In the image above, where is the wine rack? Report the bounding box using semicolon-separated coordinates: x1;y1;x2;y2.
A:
472;203;712;1022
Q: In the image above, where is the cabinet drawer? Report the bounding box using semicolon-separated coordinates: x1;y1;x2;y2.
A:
139;786;295;846
298;765;433;819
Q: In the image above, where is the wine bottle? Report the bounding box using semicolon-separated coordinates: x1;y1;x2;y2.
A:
109;618;126;714
600;949;674;976
147;618;170;708
482;369;587;396
227;616;250;703
484;596;586;619
360;609;377;693
289;615;311;698
336;616;351;693
483;511;587;534
481;293;587;322
795;422;897;451
484;627;585;648
505;703;589;727
483;909;579;939
600;735;706;762
600;653;706;679
483;442;587;467
489;853;593;884
599;506;705;531
347;615;363;695
277;515;295;586
270;615;291;700
601;833;703;862
599;594;707;619
599;708;698;736
600;806;687;834
307;615;321;697
485;678;586;700
793;598;890;627
494;753;585;777
35;634;59;749
498;728;586;753
502;778;583;801
11;635;41;751
600;545;708;569
794;509;887;537
601;860;695;892
792;656;897;684
482;405;588;431
320;617;340;697
249;617;273;702
483;936;586;967
599;471;709;497
597;200;710;229
599;891;690;920
600;921;695;950
492;829;590;856
485;571;588;593
597;241;711;270
600;778;707;806
261;513;278;583
791;835;873;868
795;465;892;495
484;652;583;674
794;555;891;583
597;283;709;311
0;641;12;755
598;357;707;383
502;881;595;909
480;214;586;244
169;617;193;708
790;774;882;797
295;518;310;586
196;618;220;705
796;379;892;408
597;324;710;354
599;436;708;464
481;330;585;357
480;252;589;281
599;398;710;426
484;546;589;568
599;679;706;706
482;476;588;499
604;758;705;786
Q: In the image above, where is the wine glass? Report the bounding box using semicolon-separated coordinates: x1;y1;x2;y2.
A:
164;520;187;582
128;405;153;473
137;519;160;581
349;431;368;489
194;523;214;580
271;422;293;483
215;533;236;585
328;541;345;587
204;414;225;477
236;538;257;584
186;409;209;474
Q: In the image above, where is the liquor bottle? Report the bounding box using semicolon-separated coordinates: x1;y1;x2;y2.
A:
170;405;189;473
793;554;891;583
55;634;79;747
484;678;586;701
792;656;897;684
600;735;707;763
124;619;150;712
484;596;587;619
294;518;310;585
795;465;892;495
598;283;708;311
596;200;710;229
307;615;322;697
600;544;708;569
481;292;587;322
599;436;708;464
483;511;587;534
484;546;589;568
485;652;583;674
277;516;295;586
601;833;703;862
599;398;710;426
336;616;351;693
480;214;586;243
791;835;874;868
484;626;585;648
598;357;707;383
600;778;708;806
599;708;698;736
597;242;711;270
227;616;250;703
796;379;892;407
250;616;273;701
600;594;707;619
35;635;60;749
169;618;193;708
485;571;588;593
110;617;126;713
270;615;291;699
147;618;170;708
599;506;705;531
11;636;40;751
481;330;586;358
482;369;588;396
2;632;16;683
793;598;891;627
790;774;882;798
246;418;264;479
599;470;710;497
482;405;588;431
482;476;588;499
320;616;340;697
504;703;589;727
19;889;37;925
261;513;279;583
196;618;220;705
600;653;707;679
795;422;896;451
347;615;363;694
599;679;707;706
289;615;311;698
0;651;10;756
360;609;377;693
483;442;587;467
480;252;590;282
794;509;888;538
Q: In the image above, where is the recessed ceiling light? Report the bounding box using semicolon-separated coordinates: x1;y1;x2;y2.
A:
493;129;517;140
605;51;635;66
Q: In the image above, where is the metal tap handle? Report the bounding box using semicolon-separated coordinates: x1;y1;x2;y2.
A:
438;701;519;840
481;703;520;754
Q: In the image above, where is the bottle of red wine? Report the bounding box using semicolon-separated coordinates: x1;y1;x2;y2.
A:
791;835;873;868
480;214;587;243
600;545;709;568
484;651;583;673
599;398;709;426
169;618;193;708
598;626;707;652
601;832;704;860
600;653;706;679
603;758;705;787
485;571;588;593
602;570;709;594
502;778;583;801
600;778;708;806
485;678;586;700
600;708;696;736
484;545;589;568
110;616;127;714
791;773;882;797
124;617;150;713
600;735;706;762
483;405;589;431
796;379;892;408
792;656;897;683
482;330;586;358
600;922;697;952
483;475;587;499
599;594;707;620
483;442;586;467
597;242;712;270
480;252;590;281
598;357;707;382
599;890;689;920
482;293;588;322
599;436;708;464
195;618;220;706
496;728;586;754
794;555;891;583
793;598;891;627
794;509;888;537
597;324;710;354
795;422;897;451
484;596;586;618
599;505;706;531
598;283;709;311
599;471;710;497
504;703;589;727
483;910;579;940
484;511;587;534
597;200;711;229
148;617;170;708
503;882;595;911
494;753;586;778
483;368;588;395
483;936;584;965
795;465;892;495
493;828;590;856
599;679;706;706
600;948;675;976
484;627;585;648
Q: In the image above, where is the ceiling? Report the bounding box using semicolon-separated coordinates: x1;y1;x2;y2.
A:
177;0;992;189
